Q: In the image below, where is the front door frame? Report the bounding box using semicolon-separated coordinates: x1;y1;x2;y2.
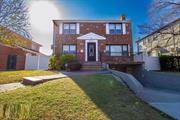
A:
85;40;98;62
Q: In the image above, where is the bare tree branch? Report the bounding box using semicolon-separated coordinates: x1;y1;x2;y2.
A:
0;0;30;46
139;0;180;35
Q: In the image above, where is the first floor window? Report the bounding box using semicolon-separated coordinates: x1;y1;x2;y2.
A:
122;45;128;56
63;45;76;54
105;44;129;56
111;45;122;56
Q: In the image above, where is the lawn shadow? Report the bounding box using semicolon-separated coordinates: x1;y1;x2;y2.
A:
69;74;170;120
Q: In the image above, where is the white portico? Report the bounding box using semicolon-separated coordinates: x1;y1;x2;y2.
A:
77;32;106;62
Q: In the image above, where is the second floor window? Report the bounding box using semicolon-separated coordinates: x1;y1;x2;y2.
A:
63;45;76;54
63;23;76;34
109;23;122;35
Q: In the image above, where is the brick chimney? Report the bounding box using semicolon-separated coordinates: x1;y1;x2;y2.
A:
120;15;126;21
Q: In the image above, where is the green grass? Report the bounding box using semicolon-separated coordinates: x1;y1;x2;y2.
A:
0;74;171;120
0;70;57;84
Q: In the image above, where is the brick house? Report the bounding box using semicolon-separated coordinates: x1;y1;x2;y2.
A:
52;16;133;70
0;30;41;71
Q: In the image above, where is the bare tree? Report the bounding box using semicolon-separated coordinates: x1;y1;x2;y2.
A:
0;0;30;46
138;0;180;56
139;0;180;35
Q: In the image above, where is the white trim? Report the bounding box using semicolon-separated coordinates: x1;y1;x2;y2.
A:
123;23;126;34
77;32;106;40
59;23;63;34
106;23;109;34
76;23;80;34
128;44;130;56
85;40;98;62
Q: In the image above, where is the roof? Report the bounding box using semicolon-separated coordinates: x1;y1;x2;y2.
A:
0;26;42;47
16;45;40;54
53;19;131;25
0;42;40;55
136;18;180;43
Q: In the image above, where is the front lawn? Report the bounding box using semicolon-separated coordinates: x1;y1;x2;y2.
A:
0;74;170;120
0;70;57;84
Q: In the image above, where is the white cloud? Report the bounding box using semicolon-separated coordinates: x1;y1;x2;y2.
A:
28;0;62;55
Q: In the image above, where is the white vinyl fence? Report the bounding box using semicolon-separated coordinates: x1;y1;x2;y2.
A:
134;54;160;71
25;54;49;70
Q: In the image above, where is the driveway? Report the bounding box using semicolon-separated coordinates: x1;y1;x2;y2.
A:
111;70;180;120
141;88;180;120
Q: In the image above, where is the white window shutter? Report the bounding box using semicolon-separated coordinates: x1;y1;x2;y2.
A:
128;44;130;56
106;23;109;34
76;23;80;34
59;23;63;34
123;23;126;35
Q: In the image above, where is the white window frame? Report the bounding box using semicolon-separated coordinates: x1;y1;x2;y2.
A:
63;45;76;54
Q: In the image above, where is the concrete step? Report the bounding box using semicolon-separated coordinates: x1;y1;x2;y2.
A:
81;67;103;70
82;65;103;70
22;74;67;85
83;62;101;65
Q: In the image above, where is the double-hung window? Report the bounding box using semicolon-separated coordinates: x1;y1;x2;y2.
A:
105;45;129;56
63;23;76;34
63;45;76;54
122;45;128;56
109;23;122;34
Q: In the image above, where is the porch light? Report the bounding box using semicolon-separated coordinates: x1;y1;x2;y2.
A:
80;49;84;53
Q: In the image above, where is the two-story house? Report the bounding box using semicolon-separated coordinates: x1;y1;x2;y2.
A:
137;18;180;56
52;16;133;70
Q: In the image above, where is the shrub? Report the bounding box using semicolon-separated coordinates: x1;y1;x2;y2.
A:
59;54;77;70
48;55;56;70
159;55;180;71
66;61;82;71
48;55;61;70
49;54;81;71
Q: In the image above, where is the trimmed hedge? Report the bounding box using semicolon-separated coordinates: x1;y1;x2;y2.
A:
159;55;180;71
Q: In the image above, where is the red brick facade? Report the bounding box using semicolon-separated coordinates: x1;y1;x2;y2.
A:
0;30;41;71
53;19;133;65
0;43;26;70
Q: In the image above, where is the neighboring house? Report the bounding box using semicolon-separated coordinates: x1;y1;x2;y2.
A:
0;30;42;71
137;18;180;56
52;16;133;70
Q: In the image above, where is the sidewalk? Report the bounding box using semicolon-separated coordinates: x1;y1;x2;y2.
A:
0;83;25;92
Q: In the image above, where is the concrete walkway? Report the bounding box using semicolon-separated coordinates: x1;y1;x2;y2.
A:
0;70;110;92
23;70;110;85
58;70;110;76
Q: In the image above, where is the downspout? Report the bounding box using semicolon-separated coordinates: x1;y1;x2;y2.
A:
53;21;56;55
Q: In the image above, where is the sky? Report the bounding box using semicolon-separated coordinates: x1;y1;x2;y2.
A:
28;0;152;55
